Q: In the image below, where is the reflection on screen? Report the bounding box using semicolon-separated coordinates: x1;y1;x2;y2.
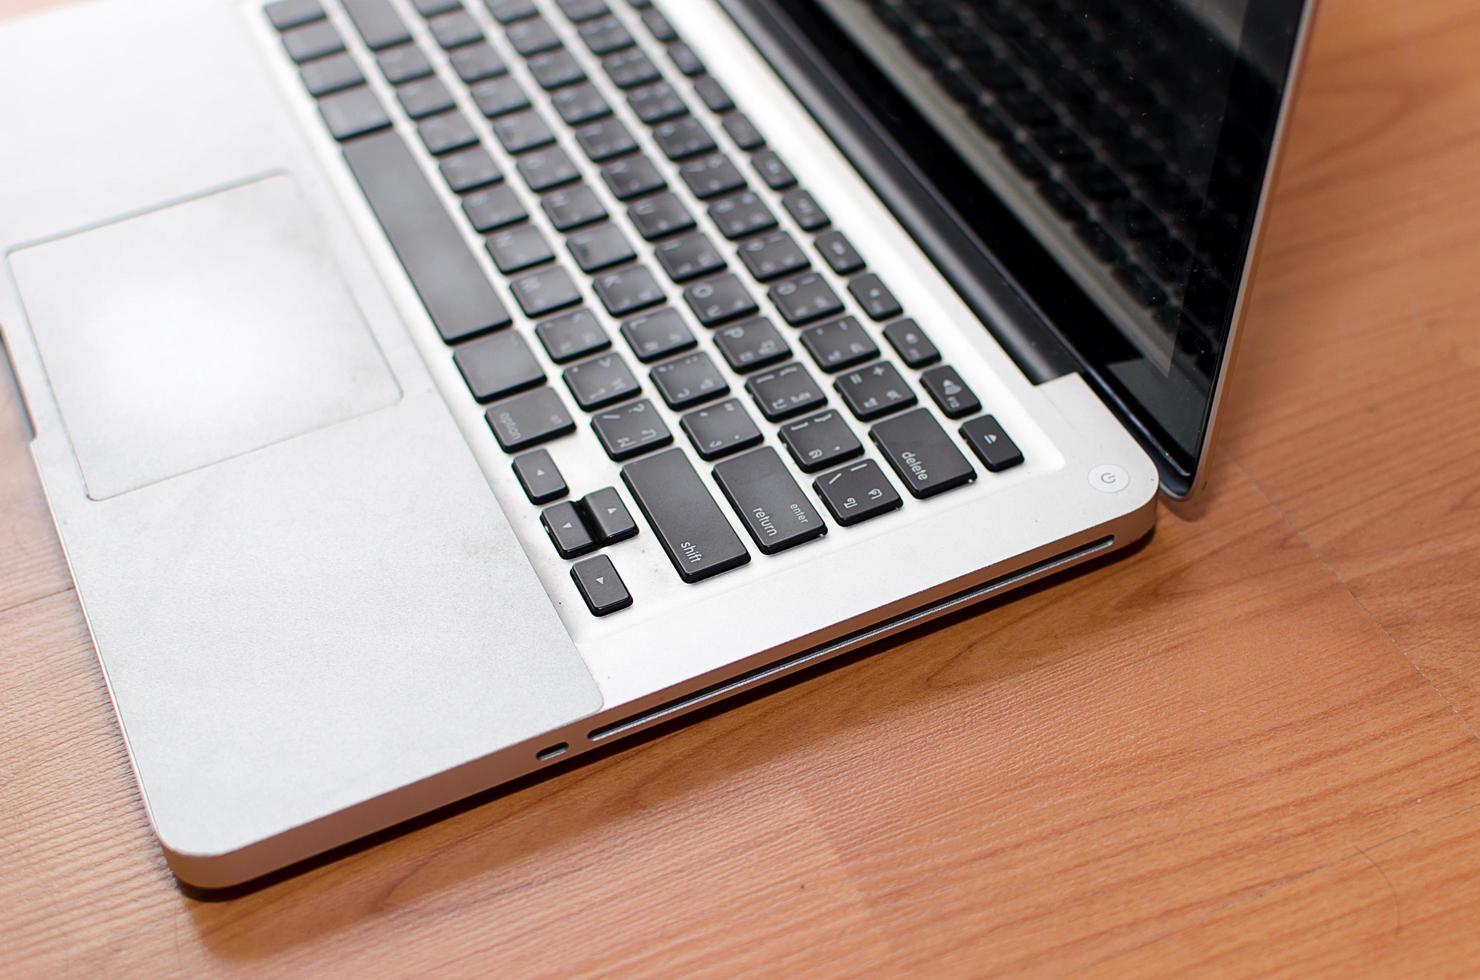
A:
807;0;1286;453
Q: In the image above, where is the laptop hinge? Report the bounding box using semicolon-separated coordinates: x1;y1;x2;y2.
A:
715;0;1080;386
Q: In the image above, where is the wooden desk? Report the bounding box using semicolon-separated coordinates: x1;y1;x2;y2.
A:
4;0;1479;973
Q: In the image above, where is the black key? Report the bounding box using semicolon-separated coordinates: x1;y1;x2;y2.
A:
882;318;941;368
642;8;678;43
602;47;661;89
738;230;808;282
848;273;903;321
602;155;666;201
486;386;576;452
397;77;455;119
492;110;556;153
440;146;502;192
815;230;864;275
594;399;673;460
693;75;735;113
653;116;716;161
418;111;479;155
513;448;567;504
683;273;757;327
517;145;580;191
556;0;608;22
579;15;634;55
282;21;344;63
553;82;612;125
750;149;796;190
920;365;980;419
427;9;482;48
651;351;728;409
318;87;391;140
628;192;695;241
575;118;639;162
781;189;829;231
870;407;976;499
570;556;633;616
461;185;527;231
621;448;750;582
713;316;788;373
471;76;530;117
813;459;901;526
567;223;636;273
960;415;1024;472
593;265;665;317
300;53;365;97
542;501;597;558
721;112;764;150
666;40;703;76
342;0;412;49
529;48;586;90
681;398;763;461
746;362;826;421
835;361;917;421
266;0;324;31
656;232;725;283
450;42;508;82
506;15;561;56
541;184;607;231
620;307;696;363
769;272;844;326
343;131;510;343
454;329;544;401
564;352;641;410
411;0;460;14
708;191;776;241
377;45;433;84
628;81;688;125
780;410;862;473
512;266;582;317
486;223;554;274
679;154;747;201
580;486;639;543
800;315;879;373
536;308;610;363
484;0;537;23
714;447;828;555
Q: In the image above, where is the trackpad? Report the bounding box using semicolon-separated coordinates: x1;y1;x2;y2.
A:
8;175;400;500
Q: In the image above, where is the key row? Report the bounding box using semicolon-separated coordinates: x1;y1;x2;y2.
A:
521;405;1024;592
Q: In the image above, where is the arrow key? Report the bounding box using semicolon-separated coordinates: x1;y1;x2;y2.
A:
580;486;639;544
512;448;568;504
571;554;633;616
541;501;597;558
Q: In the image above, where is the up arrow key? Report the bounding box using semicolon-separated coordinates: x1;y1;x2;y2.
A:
580;487;639;545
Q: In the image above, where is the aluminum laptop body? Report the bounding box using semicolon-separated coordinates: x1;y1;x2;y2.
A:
0;0;1313;887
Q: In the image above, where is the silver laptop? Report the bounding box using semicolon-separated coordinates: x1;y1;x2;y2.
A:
0;0;1314;887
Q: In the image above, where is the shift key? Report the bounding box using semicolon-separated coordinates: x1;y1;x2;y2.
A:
622;449;750;583
713;447;827;554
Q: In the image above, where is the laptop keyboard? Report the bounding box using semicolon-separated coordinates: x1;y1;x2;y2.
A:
266;0;1025;616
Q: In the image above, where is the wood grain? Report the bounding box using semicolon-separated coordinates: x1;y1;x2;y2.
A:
4;0;1480;974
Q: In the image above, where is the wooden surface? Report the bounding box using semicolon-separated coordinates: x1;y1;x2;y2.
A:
4;0;1480;974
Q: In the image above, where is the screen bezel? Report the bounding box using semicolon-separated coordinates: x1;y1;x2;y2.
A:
757;0;1316;496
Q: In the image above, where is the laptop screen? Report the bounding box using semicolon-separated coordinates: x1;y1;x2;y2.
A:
768;0;1308;486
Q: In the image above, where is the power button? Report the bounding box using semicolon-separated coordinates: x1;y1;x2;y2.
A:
1088;464;1130;494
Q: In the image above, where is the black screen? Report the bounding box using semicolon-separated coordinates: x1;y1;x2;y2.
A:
771;0;1307;481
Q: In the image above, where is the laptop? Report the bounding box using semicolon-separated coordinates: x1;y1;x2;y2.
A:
0;0;1314;888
